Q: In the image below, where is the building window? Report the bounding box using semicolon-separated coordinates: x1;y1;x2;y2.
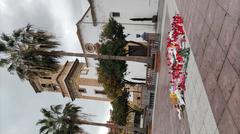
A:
53;85;60;91
137;97;141;100
41;84;46;87
95;90;106;95
41;84;52;88
80;69;89;75
43;77;51;79
110;12;120;17
78;88;87;93
40;76;52;79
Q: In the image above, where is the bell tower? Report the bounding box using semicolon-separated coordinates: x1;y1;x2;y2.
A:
29;59;110;101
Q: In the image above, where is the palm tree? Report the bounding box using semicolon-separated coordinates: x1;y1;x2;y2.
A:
0;25;151;80
37;103;84;134
37;103;146;134
0;24;60;80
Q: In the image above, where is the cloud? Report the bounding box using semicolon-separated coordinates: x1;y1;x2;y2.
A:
0;68;111;134
0;0;88;61
0;0;111;134
0;1;7;12
0;0;84;52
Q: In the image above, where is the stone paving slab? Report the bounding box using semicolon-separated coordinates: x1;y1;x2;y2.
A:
154;0;240;133
218;14;238;54
175;0;240;133
152;1;191;133
211;5;226;39
218;59;239;102
218;109;239;134
227;25;240;76
227;79;240;132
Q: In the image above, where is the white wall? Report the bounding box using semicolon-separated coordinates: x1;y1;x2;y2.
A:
79;23;101;44
77;0;157;82
93;0;158;25
79;85;107;99
81;66;99;79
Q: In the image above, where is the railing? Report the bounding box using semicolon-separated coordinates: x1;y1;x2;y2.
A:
146;66;156;90
145;38;159;91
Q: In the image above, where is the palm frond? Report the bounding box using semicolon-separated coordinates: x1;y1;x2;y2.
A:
7;40;14;47
0;59;9;67
26;24;32;31
37;103;87;134
50;105;62;115
0;40;7;52
12;29;23;38
39;126;49;134
7;63;16;73
44;130;50;134
16;66;26;80
36;119;49;125
40;108;54;119
0;33;11;41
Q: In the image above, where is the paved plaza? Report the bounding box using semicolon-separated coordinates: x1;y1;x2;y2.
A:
152;0;240;134
151;2;190;133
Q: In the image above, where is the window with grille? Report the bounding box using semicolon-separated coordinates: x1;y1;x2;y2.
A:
43;77;51;79
110;12;120;17
78;88;87;93
41;84;52;88
95;90;106;95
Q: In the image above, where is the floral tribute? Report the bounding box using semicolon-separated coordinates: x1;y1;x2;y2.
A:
166;14;190;120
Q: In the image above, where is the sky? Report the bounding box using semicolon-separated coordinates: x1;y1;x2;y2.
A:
0;0;111;134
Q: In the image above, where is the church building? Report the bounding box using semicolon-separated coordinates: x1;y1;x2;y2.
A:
29;59;110;101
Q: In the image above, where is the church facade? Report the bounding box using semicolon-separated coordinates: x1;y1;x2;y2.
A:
29;59;110;101
28;0;158;103
76;0;158;85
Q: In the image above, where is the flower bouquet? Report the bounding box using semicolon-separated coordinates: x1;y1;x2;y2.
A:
166;14;190;120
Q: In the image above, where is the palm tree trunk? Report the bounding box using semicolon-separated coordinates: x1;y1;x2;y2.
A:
124;79;145;85
114;124;145;133
131;78;146;81
77;120;146;133
124;49;137;55
125;87;142;93
128;90;142;93
34;51;152;64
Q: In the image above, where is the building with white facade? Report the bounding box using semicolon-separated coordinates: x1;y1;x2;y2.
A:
76;0;159;81
28;0;159;103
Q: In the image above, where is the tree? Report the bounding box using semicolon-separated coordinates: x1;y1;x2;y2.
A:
111;90;142;126
0;24;151;80
37;103;146;134
97;63;125;99
37;103;85;134
97;18;147;99
111;90;129;125
97;18;146;127
100;18;147;49
97;41;127;99
0;25;60;80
